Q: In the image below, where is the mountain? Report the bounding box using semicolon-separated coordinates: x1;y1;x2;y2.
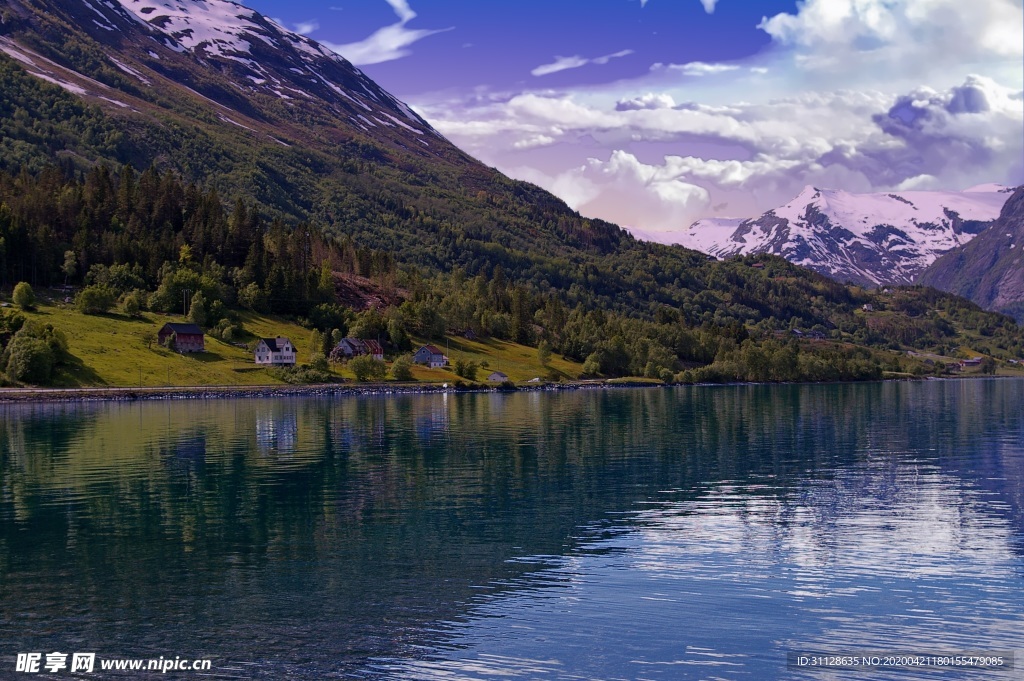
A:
0;0;625;265
918;187;1024;320
2;0;437;151
1;0;1022;388
680;185;1013;287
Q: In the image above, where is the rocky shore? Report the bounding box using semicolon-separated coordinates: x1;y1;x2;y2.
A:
0;380;635;404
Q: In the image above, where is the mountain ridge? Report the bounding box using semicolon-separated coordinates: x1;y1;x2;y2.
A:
919;187;1024;320
680;185;1014;287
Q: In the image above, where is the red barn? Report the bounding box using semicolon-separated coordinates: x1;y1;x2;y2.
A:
158;323;205;353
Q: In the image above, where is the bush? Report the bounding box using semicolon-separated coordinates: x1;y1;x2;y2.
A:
12;282;34;310
120;290;144;317
269;364;333;384
5;333;54;383
211;318;244;343
349;355;387;381
76;284;116;315
454;358;478;380
390;354;414;381
308;352;329;373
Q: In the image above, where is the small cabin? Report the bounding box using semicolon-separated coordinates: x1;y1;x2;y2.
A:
487;371;509;382
255;337;296;366
362;339;385;360
158;323;205;353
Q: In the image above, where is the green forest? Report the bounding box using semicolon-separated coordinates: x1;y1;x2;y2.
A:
1;162;1020;387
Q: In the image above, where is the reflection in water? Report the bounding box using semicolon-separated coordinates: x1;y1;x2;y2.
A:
0;380;1022;679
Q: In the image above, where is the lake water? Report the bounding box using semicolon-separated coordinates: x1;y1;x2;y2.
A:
1;380;1022;679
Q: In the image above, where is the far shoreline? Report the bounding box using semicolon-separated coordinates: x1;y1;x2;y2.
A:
0;374;1017;405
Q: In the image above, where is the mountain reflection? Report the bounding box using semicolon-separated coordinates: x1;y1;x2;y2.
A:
0;380;1021;679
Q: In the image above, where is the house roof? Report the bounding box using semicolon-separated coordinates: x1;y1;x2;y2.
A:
259;337;292;352
161;323;203;335
488;371;508;380
363;339;384;354
420;344;443;355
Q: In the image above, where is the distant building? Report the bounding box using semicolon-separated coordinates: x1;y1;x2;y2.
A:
960;357;983;367
413;344;448;368
362;339;384;360
255;337;296;366
863;303;874;312
750;262;765;269
158;323;205;353
333;338;384;361
463;329;478;341
334;338;367;359
487;371;509;382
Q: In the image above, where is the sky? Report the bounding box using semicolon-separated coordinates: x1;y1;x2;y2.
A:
251;0;1024;242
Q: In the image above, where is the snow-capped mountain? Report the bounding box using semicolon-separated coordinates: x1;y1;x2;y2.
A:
0;0;438;152
919;187;1024;320
680;185;1015;286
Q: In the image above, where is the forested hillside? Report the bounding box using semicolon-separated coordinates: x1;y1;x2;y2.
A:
0;0;1022;387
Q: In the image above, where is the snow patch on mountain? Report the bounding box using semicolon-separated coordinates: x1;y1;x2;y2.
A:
113;0;435;137
680;186;1012;286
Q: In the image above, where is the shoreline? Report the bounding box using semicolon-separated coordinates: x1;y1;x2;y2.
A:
0;380;625;404
0;374;1016;404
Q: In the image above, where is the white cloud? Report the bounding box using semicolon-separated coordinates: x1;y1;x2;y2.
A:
640;0;718;10
383;0;416;23
758;0;1024;80
546;151;711;237
531;50;633;77
324;0;450;65
531;56;589;77
408;0;1023;234
615;93;676;111
293;20;319;35
421;76;1022;233
656;61;740;77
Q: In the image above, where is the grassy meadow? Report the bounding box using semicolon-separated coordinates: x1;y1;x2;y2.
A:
7;296;582;388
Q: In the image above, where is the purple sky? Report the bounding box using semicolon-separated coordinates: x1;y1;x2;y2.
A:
253;0;1024;242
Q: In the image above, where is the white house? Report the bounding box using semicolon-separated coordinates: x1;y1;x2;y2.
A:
255;337;296;366
413;344;448;368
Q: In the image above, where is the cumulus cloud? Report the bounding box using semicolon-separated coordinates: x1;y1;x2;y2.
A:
531;50;633;77
758;0;1024;79
615;93;676;111
410;0;1022;236
324;0;450;65
423;76;1022;234
548;151;711;237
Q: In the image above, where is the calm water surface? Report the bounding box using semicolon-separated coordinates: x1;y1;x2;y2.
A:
1;380;1022;679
